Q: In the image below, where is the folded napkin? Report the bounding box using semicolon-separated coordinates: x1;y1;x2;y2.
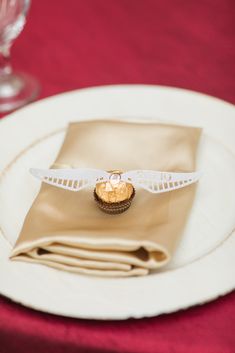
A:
11;120;202;277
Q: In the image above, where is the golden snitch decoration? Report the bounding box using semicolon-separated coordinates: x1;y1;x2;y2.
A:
30;168;201;214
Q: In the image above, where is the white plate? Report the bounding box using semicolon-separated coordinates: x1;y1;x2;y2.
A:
0;85;235;320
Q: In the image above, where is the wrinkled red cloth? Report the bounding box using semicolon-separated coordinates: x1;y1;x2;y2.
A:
0;0;235;352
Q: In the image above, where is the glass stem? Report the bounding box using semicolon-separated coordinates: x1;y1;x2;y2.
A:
0;46;12;76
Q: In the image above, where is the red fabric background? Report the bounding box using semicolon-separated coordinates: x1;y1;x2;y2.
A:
0;0;235;352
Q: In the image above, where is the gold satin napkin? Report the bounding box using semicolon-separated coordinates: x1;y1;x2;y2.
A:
11;120;202;277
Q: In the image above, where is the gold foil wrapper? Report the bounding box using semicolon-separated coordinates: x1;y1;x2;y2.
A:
95;180;134;203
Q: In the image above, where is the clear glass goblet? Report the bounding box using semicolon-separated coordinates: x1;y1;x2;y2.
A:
0;0;39;113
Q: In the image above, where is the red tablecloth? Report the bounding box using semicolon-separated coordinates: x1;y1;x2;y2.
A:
0;1;235;352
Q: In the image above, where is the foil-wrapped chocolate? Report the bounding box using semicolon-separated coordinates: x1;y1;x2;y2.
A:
94;171;135;214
